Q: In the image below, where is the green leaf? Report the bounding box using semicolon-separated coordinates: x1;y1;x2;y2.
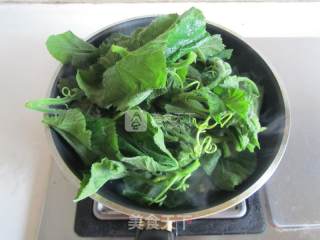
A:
87;117;121;160
153;114;198;167
122;160;200;205
164;7;208;62
201;149;222;175
131;14;178;47
220;76;260;97
25;89;83;114
196;34;232;62
164;103;201;116
213;49;233;60
207;58;232;88
121;155;175;173
74;158;127;201
119;110;179;170
232;115;265;152
111;44;129;57
46;31;98;68
122;173;156;204
41;109;95;165
99;33;131;55
212;152;257;190
171;51;197;84
146;112;175;158
119;133;178;171
53;128;95;166
199;87;226;116
77;41;167;110
222;88;250;119
135;111;176;157
118;135;145;156
117;90;153;112
214;74;264;152
98;14;177;69
169;87;226;118
43;109;92;149
77;63;105;86
187;65;202;81
143;88;168;110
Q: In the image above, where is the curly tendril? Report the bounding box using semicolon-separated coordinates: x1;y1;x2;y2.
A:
218;112;234;127
192;117;218;157
184;80;200;90
25;88;82;114
61;86;72;97
202;136;217;154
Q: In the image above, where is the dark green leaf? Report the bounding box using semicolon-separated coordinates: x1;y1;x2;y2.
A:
46;31;98;68
146;112;175;158
223;88;250;119
131;14;178;47
220;76;260;97
74;158;127;201
121;111;179;170
212;152;257;191
207;58;232;88
77;41;167;110
201;149;222;175
111;44;129;57
169;87;226;118
43;109;92;149
121;155;175;173
87;117;121;160
53;128;95;166
187;65;202;81
164;7;208;62
196;34;232;62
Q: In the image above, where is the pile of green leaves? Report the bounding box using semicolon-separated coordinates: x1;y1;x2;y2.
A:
26;7;265;206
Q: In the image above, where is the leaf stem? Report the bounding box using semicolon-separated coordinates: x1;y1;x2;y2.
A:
168;69;184;88
172;52;197;69
25;89;83;113
184;80;200;90
153;175;180;203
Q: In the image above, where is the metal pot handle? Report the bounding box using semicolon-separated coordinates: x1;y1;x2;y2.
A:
134;220;175;240
135;229;175;240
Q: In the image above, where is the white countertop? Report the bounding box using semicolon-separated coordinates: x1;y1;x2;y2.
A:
1;3;320;240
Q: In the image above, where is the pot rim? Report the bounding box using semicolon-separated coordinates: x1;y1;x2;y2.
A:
45;15;291;221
